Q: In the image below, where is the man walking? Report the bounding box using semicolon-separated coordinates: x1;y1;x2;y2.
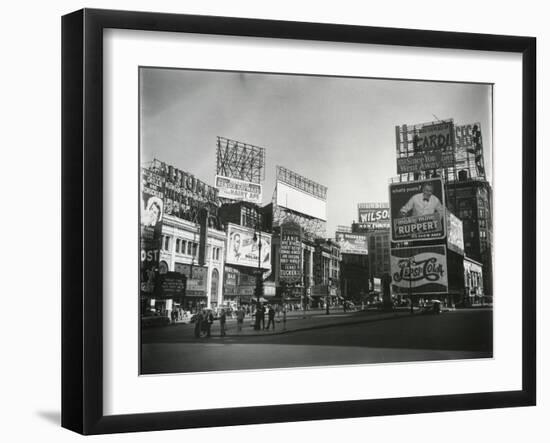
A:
236;306;245;332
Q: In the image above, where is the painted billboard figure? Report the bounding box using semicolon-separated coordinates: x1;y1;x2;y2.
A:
399;183;443;219
143;196;163;227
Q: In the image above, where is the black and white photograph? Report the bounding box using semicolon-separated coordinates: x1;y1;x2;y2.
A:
139;67;494;374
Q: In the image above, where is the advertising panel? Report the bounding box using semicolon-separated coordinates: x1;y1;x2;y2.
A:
215;175;262;204
447;212;465;255
454;122;485;177
226;223;272;270
413;121;454;151
279;222;303;284
335;232;368;255
391;245;448;294
276;181;327;221
174;263;207;296
156;272;186;299
140;168;165;295
397;151;455;174
389;178;446;242
357;203;390;231
154;160;219;226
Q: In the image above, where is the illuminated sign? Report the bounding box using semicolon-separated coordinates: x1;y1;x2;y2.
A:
357;203;390;230
226;224;272;270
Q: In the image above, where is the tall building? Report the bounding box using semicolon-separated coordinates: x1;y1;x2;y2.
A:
445;178;493;297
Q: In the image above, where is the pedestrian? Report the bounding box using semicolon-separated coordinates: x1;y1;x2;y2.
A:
260;303;266;330
266;305;276;330
282;306;287;330
236;307;245;332
194;310;203;338
219;309;227;337
205;309;214;337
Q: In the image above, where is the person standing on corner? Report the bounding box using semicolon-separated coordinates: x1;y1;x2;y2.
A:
236;306;245;332
205;309;214;338
219;309;227;337
266;305;276;330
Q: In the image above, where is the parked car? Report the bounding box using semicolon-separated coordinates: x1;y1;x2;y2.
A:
421;299;442;314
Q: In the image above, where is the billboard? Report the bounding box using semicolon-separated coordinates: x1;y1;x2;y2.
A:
275;166;327;221
215;175;262;204
335;232;368;255
279;222;303;284
413;121;454;151
447;212;464;255
140;168;165;295
454;123;485;178
276;181;327;221
151;160;219;226
397;151;455;174
389;178;446;242
391;245;448;294
226;223;272;270
174;263;207;296
156;272;186;299
357;203;390;230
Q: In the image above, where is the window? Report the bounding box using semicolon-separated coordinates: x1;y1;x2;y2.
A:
187;241;192;255
216;248;220;260
175;238;181;253
192;242;198;256
181;240;187;254
163;235;171;251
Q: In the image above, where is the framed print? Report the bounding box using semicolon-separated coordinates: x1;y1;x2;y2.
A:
61;8;536;435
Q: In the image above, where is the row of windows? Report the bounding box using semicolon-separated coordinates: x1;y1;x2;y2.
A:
162;235;222;261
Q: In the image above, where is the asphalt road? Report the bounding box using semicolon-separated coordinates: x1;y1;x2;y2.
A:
141;309;492;374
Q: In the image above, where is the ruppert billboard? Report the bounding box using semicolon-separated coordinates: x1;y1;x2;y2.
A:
389;178;446;242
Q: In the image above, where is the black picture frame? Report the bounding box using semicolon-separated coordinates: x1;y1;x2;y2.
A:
61;8;536;435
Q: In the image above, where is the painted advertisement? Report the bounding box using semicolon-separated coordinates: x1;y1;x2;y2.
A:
391;246;448;294
279;222;303;284
335;232;368;255
215;175;262;204
397;151;455;174
447;212;465;255
389;178;446;242
226;223;272;270
357;203;390;231
413;121;454;151
140;168;165;295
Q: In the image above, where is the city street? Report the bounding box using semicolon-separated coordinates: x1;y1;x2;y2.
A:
141;308;492;374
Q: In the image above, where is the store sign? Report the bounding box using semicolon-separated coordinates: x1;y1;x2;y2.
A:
391;246;448;294
335;232;368;255
140;168;165;295
357;203;390;230
447;212;464;255
389;178;446;242
226;224;272;270
280;222;302;283
215;175;262;204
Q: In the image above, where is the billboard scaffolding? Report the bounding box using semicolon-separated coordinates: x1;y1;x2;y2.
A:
272;166;328;239
216;136;266;184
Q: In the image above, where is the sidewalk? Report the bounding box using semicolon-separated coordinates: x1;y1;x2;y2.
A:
175;308;413;338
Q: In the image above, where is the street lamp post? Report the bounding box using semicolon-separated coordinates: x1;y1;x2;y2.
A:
253;227;263;306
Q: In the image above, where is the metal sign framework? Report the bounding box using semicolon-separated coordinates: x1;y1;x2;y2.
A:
216;136;266;184
394;119;486;183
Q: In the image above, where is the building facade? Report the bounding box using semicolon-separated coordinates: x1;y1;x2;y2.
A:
159;215;226;311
